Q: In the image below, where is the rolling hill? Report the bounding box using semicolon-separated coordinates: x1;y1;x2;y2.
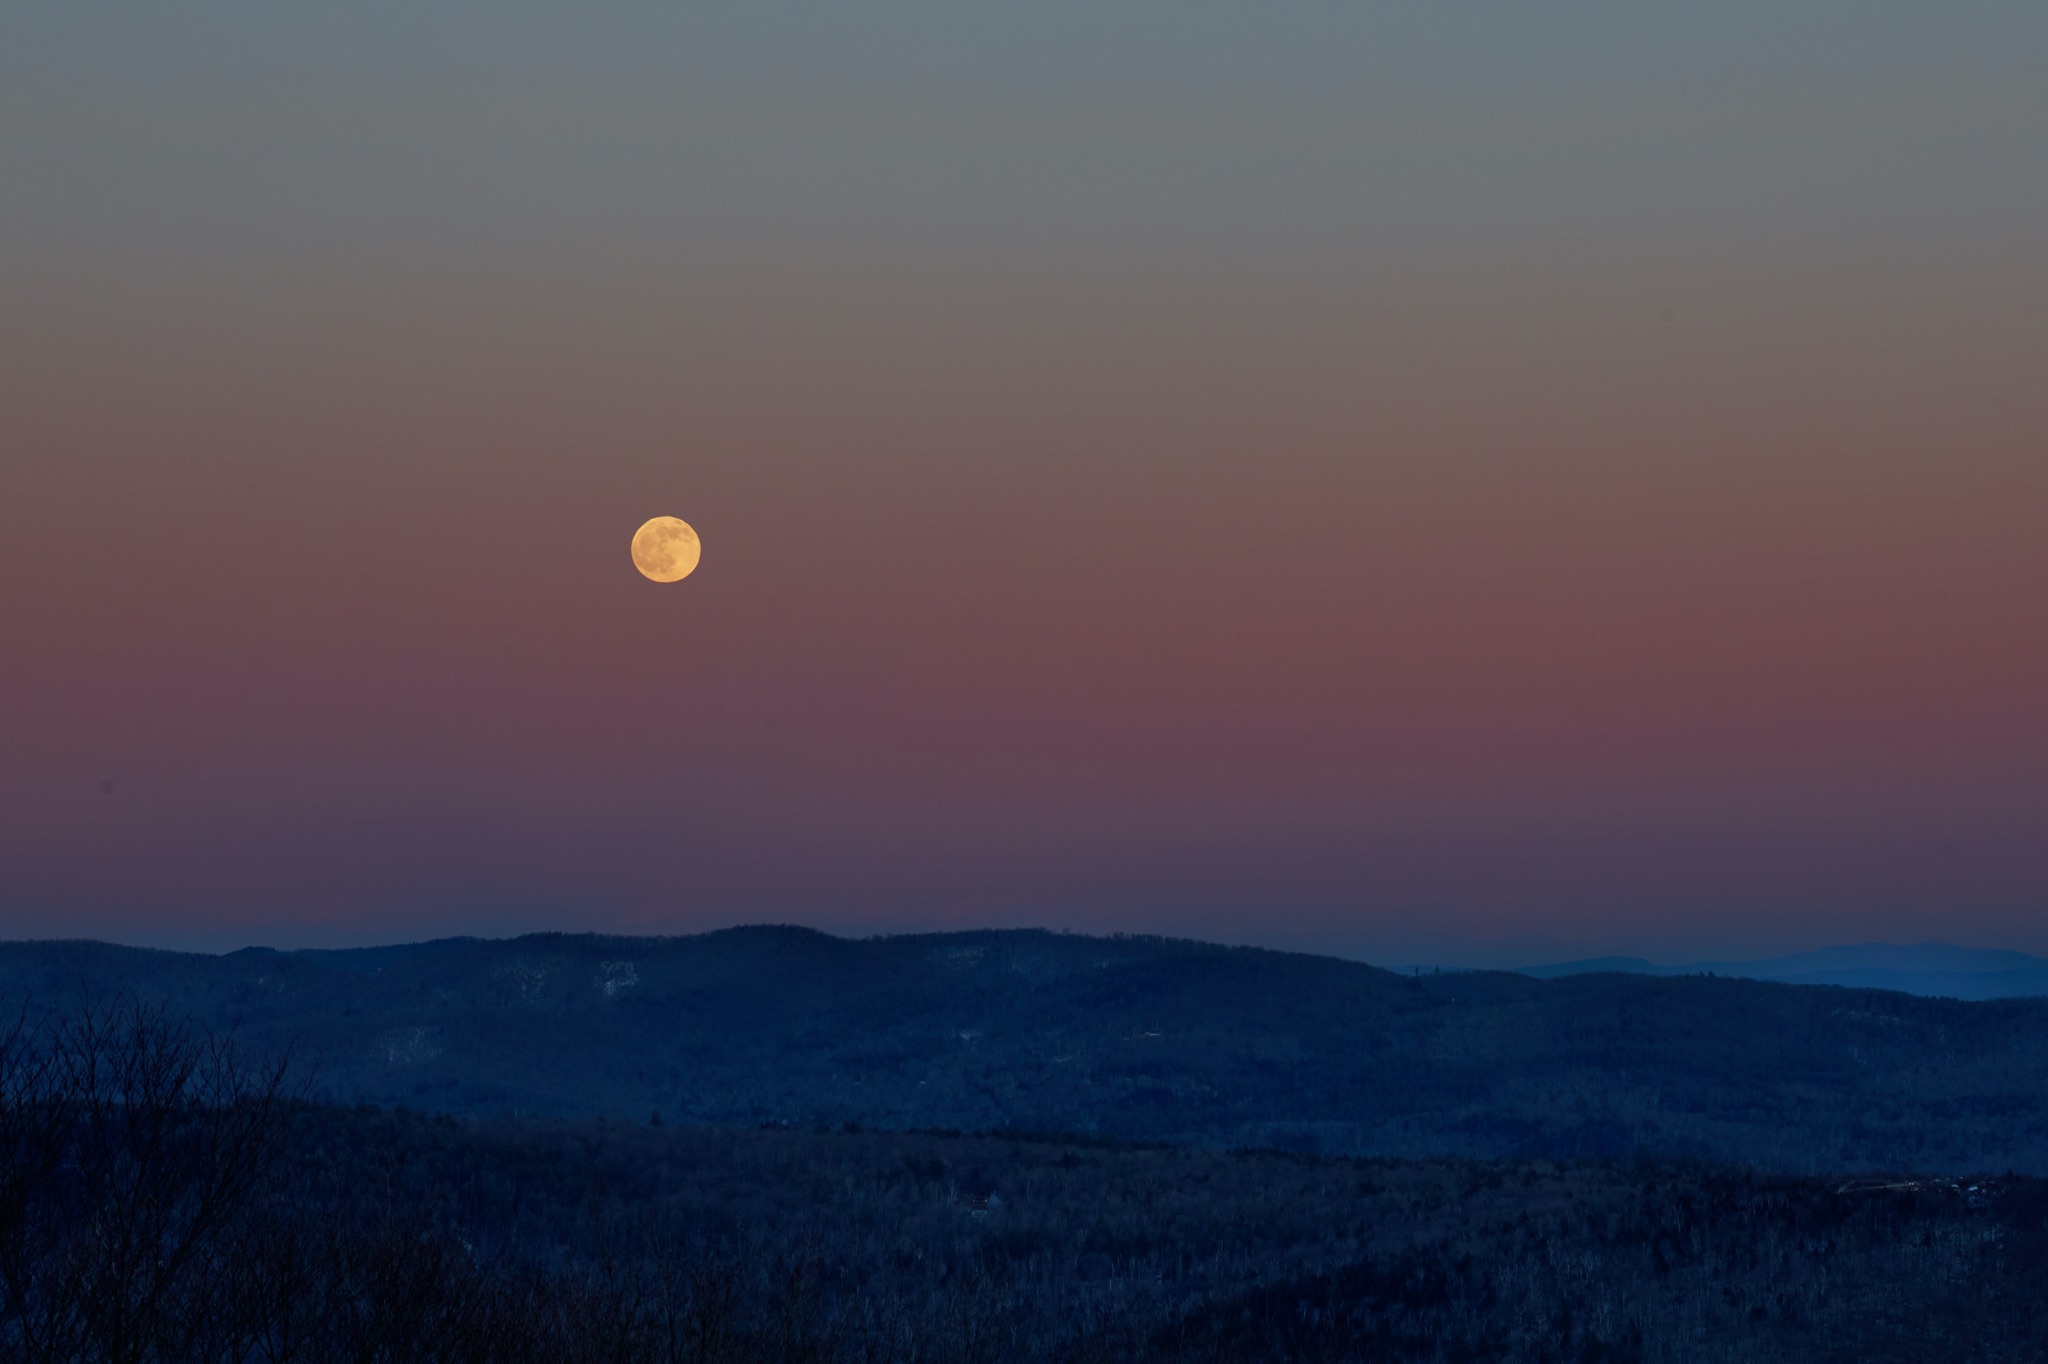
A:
5;926;2047;1173
1520;941;2048;1000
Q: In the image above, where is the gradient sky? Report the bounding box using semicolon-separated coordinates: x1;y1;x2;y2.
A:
4;2;2046;963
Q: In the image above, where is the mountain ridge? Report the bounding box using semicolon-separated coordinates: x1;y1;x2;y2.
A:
1519;939;2048;999
5;926;2048;1174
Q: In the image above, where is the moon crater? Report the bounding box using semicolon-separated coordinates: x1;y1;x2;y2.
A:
631;516;701;583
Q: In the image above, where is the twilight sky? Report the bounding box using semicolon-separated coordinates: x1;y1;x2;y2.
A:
4;2;2046;962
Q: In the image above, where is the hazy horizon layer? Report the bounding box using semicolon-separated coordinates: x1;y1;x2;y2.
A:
7;921;2047;996
4;3;2046;960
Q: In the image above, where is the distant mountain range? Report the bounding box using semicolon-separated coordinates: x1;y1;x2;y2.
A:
1518;941;2048;1000
5;927;2048;1174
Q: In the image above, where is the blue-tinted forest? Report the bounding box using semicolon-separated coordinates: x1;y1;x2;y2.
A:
6;931;2048;1360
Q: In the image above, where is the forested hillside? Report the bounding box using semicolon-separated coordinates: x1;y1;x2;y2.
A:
4;998;2044;1363
5;927;2047;1173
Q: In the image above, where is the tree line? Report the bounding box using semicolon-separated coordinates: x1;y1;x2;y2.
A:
3;996;2044;1362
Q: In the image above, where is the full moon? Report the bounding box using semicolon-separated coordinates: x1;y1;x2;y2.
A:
630;516;701;583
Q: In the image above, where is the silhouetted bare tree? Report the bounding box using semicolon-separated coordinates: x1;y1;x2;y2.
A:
0;996;291;1364
4;995;2045;1362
